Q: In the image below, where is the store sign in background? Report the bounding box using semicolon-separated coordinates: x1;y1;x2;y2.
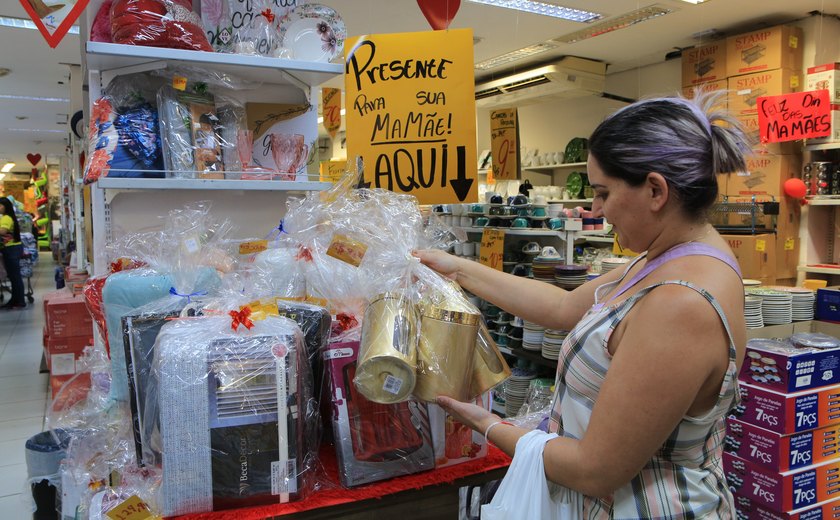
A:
322;87;342;139
344;28;478;205
490;108;519;180
479;229;505;270
757;90;831;142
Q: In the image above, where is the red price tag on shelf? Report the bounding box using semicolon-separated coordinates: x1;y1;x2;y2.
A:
105;495;159;520
479;229;505;270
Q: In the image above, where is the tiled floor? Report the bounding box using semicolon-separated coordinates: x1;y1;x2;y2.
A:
0;257;55;518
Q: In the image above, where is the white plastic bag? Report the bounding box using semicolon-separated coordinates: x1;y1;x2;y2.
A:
481;430;583;520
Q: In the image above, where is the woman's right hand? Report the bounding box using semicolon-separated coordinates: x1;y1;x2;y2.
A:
412;249;463;280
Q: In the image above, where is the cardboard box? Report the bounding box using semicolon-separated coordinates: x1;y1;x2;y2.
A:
739;335;840;394
723;234;776;284
726;417;840;472
45;291;93;338
724;155;801;199
45;334;93;375
50;372;91;410
729;69;802;117
807;63;840;103
776;235;800;281
727;25;803;77
805;104;840;145
746;320;840;341
735;114;800;155
732;381;840;435
817;288;840;323
724;451;840;513
681;41;728;86
428;396;490;469
734;494;840;519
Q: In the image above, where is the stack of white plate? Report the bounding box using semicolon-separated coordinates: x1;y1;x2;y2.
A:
744;296;764;329
532;256;563;284
748;288;793;325
766;286;815;321
600;257;630;274
505;367;537;417
542;329;567;360
742;279;763;289
522;321;545;351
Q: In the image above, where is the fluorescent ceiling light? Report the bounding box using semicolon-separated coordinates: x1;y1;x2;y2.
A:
475;42;558;70
467;0;602;22
0;174;6;180
8;128;65;133
0;94;69;103
1;163;13;173
554;4;674;44
0;16;79;34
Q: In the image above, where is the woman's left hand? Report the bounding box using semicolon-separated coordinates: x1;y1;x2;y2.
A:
436;395;500;433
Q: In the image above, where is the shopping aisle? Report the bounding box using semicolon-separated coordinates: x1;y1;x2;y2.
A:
0;257;55;517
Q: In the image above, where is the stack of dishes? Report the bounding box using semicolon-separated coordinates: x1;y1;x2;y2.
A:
766;286;815;321
742;279;763;289
744;296;763;329
522;320;546;351
554;265;589;290
505;367;537;417
542;329;568;360
507;317;524;349
600;257;630;274
532;256;563;284
748;288;793;325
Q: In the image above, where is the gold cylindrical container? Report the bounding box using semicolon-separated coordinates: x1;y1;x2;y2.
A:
355;292;418;403
471;320;511;397
414;304;481;402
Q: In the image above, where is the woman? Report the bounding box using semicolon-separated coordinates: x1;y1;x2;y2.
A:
0;197;26;309
416;93;749;517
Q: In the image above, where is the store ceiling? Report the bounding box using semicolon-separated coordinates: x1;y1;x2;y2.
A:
0;0;837;173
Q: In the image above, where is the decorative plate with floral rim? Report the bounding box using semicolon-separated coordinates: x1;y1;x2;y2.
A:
278;4;346;62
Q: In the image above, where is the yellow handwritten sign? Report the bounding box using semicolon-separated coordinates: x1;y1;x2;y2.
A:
490;108;519;180
320;160;346;183
612;235;640;257
345;29;478;205
322;87;342;139
479;229;505;270
106;495;160;520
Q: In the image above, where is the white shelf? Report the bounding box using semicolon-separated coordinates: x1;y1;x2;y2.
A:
805;142;840;152
96;178;331;191
523;162;587;172
556;199;594;205
797;265;840;275
86;42;343;87
807;197;840;206
458;226;560;237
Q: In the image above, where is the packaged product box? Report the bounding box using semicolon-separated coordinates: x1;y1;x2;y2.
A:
725;416;840;472
735;114;800;155
681;40;728;86
724;451;840;513
721;234;776;284
738;336;840;394
734;494;840;520
45;290;93;338
732;381;840;435
50;372;91;409
805;104;840;145
724;154;801;199
324;340;436;487
817;287;840;323
728;69;802;117
428;396;490;469
45;334;94;376
806;63;840;103
726;25;803;77
681;79;727;108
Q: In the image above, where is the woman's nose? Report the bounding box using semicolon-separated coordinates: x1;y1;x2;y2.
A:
590;200;605;218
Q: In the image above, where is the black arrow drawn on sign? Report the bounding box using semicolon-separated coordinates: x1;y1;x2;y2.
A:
449;146;473;202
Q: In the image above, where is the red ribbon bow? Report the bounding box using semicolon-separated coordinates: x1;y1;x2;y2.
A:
295;245;313;262
335;312;358;332
229;307;255;331
110;260;124;273
261;8;275;24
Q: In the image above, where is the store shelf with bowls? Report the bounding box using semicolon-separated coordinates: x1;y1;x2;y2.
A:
522;161;587;172
807;196;840;206
798;147;840;284
797;265;840;275
805;142;840;152
498;346;557;369
96;177;331;192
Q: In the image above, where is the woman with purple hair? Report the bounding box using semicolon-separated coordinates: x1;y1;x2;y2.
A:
415;93;749;517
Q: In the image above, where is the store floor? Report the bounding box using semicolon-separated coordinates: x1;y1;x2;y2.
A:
0;256;55;518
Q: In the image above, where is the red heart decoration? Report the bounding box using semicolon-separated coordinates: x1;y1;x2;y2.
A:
417;0;461;30
18;0;90;49
26;153;42;166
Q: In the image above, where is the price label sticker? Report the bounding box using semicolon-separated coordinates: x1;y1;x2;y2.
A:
479;229;505;270
756;239;766;252
106;495;159;520
784;238;795;251
239;240;269;255
172;76;187;91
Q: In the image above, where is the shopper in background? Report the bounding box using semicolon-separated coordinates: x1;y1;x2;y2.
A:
416;92;749;517
0;197;26;309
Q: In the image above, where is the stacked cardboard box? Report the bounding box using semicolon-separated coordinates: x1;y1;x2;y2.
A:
43;289;93;396
63;267;89;297
683;25;804;284
726;326;840;517
806;63;840;144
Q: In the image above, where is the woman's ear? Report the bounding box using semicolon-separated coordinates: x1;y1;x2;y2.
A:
646;172;669;212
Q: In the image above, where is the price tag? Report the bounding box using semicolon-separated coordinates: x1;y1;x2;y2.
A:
756;239;766;252
326;234;368;267
490;109;519;181
172;76;187;91
239;240;269;255
106;495;159;520
479;229;505;270
784;237;795;251
612;235;640;257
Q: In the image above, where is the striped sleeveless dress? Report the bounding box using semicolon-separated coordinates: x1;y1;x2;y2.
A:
548;243;742;519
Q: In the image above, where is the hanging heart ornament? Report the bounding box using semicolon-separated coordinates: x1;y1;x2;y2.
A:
18;0;90;48
27;153;42;166
416;0;461;31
